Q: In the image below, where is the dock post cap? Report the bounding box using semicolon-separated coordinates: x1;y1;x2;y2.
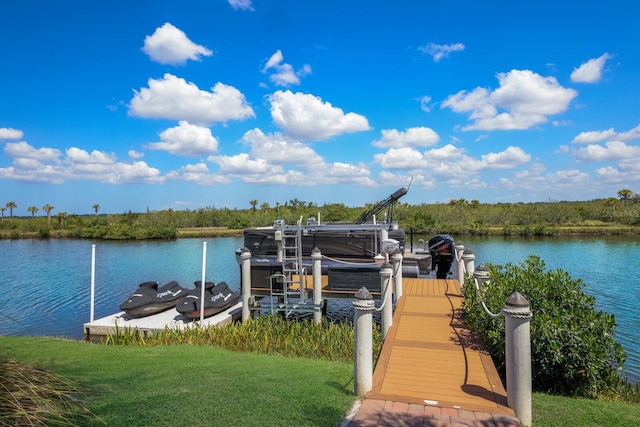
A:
505;291;530;308
354;287;373;300
311;247;322;257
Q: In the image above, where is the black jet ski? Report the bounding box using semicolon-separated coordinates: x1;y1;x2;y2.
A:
119;280;188;318
175;281;240;319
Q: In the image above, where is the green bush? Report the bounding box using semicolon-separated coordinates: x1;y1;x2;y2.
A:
462;255;627;398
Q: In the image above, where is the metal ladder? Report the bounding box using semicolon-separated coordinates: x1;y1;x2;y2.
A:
270;218;307;316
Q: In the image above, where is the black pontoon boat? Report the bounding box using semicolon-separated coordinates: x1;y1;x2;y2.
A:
175;281;240;319
119;280;188;318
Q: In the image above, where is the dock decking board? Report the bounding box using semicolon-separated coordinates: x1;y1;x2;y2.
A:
368;278;514;416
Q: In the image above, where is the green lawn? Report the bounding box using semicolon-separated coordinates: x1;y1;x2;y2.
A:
3;336;640;426
0;336;355;426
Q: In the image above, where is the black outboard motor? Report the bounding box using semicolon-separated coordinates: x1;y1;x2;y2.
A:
428;234;455;279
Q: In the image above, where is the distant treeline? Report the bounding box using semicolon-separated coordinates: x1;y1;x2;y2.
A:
1;194;639;240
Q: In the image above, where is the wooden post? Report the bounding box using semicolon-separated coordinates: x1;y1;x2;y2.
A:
504;292;532;427
353;287;374;397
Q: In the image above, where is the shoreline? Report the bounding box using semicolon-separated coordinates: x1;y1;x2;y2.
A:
1;224;639;240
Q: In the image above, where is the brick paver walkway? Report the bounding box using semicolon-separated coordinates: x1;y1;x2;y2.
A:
341;398;522;427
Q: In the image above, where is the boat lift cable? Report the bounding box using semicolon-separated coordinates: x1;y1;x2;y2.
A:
356;186;409;224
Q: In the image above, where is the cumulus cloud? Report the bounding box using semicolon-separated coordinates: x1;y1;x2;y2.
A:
442;69;577;130
418;42;465;62
0;127;24;140
618;124;640;141
143;23;213;65
572;140;640;162
166;162;229;185
262;50;311;86
373;143;530;186
0;141;163;184
240;128;322;166
146;121;219;157
572;128;616;144
372;127;440;148
268;90;370;140
4;141;61;162
129;74;255;125
570;53;612;83
228;0;254;11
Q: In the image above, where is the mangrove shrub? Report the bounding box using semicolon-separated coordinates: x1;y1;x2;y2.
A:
462;255;627;397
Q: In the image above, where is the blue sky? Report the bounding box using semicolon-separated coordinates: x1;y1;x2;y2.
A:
1;0;639;215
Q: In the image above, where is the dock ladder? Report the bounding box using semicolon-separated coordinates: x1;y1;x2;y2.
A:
269;218;310;316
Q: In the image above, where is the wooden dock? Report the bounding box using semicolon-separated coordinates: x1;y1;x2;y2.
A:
367;277;514;416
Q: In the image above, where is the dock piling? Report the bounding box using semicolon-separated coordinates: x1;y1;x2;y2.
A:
353;287;374;397
504;292;533;427
379;262;393;338
237;247;252;322
311;247;322;324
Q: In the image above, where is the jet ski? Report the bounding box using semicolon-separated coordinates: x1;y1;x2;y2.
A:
119;280;188;318
175;281;240;319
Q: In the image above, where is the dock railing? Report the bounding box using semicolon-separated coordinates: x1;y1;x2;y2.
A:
456;242;533;427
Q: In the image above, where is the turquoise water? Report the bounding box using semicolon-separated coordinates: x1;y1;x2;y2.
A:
1;235;638;383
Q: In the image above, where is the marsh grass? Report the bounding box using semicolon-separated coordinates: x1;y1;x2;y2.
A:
104;315;384;364
0;357;100;426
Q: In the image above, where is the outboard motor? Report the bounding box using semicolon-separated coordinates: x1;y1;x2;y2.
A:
428;234;455;279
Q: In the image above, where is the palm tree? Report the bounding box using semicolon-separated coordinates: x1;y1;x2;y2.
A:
617;189;634;205
0;207;5;221
6;201;17;218
42;204;54;225
249;199;258;212
27;206;39;218
57;212;67;228
92;204;100;215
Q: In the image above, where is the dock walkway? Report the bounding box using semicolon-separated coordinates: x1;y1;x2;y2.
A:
343;278;521;426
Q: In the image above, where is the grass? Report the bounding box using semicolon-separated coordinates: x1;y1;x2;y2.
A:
533;392;640;426
0;336;355;427
2;335;640;426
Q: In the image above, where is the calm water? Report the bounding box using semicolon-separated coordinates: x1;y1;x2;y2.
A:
1;235;638;383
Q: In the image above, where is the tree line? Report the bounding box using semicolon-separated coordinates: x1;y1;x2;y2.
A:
1;189;639;240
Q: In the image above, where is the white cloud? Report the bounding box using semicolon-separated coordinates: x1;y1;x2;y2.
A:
143;23;213;65
268;90;370;140
418;42;465;62
571;128;616;144
476;146;531;170
128;150;144;159
573;140;640;162
4;141;61;162
373;147;430;170
129;74;255;125
442;69;577;130
618;124;640;141
146;121;219;157
0;127;24;140
372;127;440;148
262;50;312;87
1;141;164;184
570;53;612;83
418;95;432;112
166;163;229;185
240;128;322;166
66;147;116;165
228;0;254;11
